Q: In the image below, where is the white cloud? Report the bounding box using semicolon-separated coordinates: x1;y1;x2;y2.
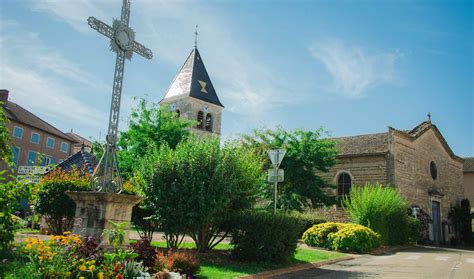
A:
25;0;302;125
0;19;107;131
29;0;111;33
309;40;401;98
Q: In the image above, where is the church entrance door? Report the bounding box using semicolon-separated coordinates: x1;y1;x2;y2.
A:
432;201;441;246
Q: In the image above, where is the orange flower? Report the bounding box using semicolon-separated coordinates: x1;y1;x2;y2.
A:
115;274;124;279
114;263;121;273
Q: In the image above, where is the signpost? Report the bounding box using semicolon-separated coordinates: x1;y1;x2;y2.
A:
17;166;52;184
267;149;286;214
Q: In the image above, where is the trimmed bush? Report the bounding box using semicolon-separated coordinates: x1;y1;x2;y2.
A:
327;224;381;253
290;211;326;237
231;211;303;263
302;222;347;248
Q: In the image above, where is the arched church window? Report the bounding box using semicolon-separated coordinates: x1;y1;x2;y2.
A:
205;114;213;132
176;110;180;118
197;111;204;129
337;172;352;204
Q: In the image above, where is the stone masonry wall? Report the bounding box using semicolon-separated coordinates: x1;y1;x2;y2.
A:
162;96;222;136
319;154;388;196
391;128;464;222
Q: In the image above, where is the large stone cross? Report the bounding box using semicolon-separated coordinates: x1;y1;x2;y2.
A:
88;0;153;193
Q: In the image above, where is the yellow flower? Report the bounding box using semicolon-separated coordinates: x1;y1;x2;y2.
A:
79;265;87;271
79;277;85;279
25;244;32;249
97;272;104;279
63;231;72;235
89;265;96;271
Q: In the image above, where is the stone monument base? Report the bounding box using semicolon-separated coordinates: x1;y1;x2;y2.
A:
65;191;142;244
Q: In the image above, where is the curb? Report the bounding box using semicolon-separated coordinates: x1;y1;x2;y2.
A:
237;255;354;279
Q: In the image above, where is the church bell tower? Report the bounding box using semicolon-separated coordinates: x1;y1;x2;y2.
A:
160;47;224;136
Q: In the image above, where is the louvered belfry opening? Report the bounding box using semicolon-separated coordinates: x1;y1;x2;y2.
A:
205;113;213;132
197;111;204;129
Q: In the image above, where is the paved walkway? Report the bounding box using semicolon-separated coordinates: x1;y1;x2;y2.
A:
274;246;474;278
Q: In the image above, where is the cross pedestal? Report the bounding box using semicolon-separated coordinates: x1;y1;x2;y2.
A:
65;191;142;244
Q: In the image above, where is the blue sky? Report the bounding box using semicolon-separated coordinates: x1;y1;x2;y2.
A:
1;0;472;156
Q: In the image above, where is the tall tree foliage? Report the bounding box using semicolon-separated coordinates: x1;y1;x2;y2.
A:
117;98;194;180
242;127;337;211
0;103;12;165
138;137;265;252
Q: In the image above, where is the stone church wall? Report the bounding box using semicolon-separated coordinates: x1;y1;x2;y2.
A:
391;129;464;221
319;154;389;195
163;97;222;136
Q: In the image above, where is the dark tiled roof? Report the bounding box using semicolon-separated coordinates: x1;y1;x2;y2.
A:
47;149;98;175
161;48;224;107
4;101;70;140
333;132;389;156
464;157;474;172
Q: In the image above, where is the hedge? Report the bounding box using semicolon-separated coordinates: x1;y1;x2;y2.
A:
231;211;303;263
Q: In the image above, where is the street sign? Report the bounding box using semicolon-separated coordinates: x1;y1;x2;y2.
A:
17;175;42;184
268;169;284;183
17;166;51;184
267;149;286;168
17;166;52;175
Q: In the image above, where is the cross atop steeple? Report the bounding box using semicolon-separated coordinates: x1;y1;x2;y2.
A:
194;25;199;49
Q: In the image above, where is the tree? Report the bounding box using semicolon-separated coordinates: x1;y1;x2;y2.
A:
138;137;265;252
117;98;194;180
0;103;12;166
242;127;337;211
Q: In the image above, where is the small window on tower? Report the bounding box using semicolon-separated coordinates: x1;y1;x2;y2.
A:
197;111;204;129
205;114;213;132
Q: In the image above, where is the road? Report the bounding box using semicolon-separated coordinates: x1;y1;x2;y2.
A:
274;246;474;279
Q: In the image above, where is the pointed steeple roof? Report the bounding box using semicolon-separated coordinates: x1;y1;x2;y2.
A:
161;48;224;107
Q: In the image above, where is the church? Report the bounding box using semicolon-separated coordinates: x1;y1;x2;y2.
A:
159;46;467;245
319;119;465;244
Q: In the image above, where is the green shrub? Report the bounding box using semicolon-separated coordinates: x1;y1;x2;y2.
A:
0;179;28;255
290;211;326;237
448;199;473;245
327;224;381;253
140;137;265;252
231;211;303;263
344;183;415;245
35;168;90;235
302;222;347;248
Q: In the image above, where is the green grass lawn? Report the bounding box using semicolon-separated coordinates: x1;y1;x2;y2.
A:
17;228;40;234
147;241;344;278
197;248;344;278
